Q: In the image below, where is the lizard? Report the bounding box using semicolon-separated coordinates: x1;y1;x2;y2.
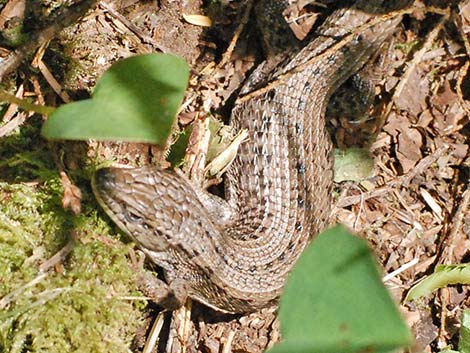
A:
92;0;410;313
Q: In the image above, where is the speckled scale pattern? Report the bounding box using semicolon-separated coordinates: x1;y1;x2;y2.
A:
92;0;407;313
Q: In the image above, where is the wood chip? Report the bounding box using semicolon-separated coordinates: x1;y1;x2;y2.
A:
420;188;443;222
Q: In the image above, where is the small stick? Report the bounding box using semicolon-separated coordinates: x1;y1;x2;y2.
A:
0;0;100;81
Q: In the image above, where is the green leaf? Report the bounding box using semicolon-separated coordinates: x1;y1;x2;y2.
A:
460;310;470;353
438;310;470;353
41;54;189;145
167;126;191;167
406;264;470;301
269;225;411;353
334;147;374;183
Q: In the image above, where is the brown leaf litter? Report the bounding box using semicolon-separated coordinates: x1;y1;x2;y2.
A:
1;0;470;352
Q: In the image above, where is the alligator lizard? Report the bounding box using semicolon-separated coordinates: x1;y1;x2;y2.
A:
92;0;408;313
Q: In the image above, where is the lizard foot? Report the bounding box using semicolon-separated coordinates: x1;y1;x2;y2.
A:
137;272;188;311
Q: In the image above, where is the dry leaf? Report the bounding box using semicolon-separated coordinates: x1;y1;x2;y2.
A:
282;1;320;40
0;0;25;30
383;113;423;173
460;0;470;33
60;171;82;215
182;13;212;27
395;65;429;117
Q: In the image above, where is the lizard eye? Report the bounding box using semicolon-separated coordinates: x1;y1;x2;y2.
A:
125;211;142;223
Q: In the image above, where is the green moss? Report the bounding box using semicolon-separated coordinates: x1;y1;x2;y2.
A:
0;121;146;352
0;116;56;181
0;179;146;352
394;39;420;55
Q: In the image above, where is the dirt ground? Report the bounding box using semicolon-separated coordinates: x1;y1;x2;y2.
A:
1;0;470;352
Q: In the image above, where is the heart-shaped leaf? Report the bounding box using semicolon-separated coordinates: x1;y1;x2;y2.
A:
42;54;189;145
269;225;412;353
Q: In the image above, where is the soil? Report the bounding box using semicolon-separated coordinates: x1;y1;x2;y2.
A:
0;0;469;352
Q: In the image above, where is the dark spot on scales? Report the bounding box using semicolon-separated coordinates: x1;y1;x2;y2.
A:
296;163;306;175
326;54;336;64
262;120;272;130
355;33;364;43
267;89;276;99
205;266;214;275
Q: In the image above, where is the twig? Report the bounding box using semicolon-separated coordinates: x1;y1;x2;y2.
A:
437;181;470;265
143;312;165;353
2;84;24;122
0;273;48;309
166;301;192;353
99;1;165;51
0;237;75;309
0;112;27;137
32;43;72;103
222;330;236;353
382;258;419;282
217;0;255;68
0;0;100;81
39;238;75;272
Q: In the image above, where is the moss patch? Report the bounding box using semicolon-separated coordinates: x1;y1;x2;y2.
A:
0;121;146;352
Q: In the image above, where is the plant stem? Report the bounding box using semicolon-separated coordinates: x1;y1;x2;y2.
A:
0;89;56;116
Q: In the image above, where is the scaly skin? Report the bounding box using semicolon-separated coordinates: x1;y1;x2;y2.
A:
92;0;408;313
